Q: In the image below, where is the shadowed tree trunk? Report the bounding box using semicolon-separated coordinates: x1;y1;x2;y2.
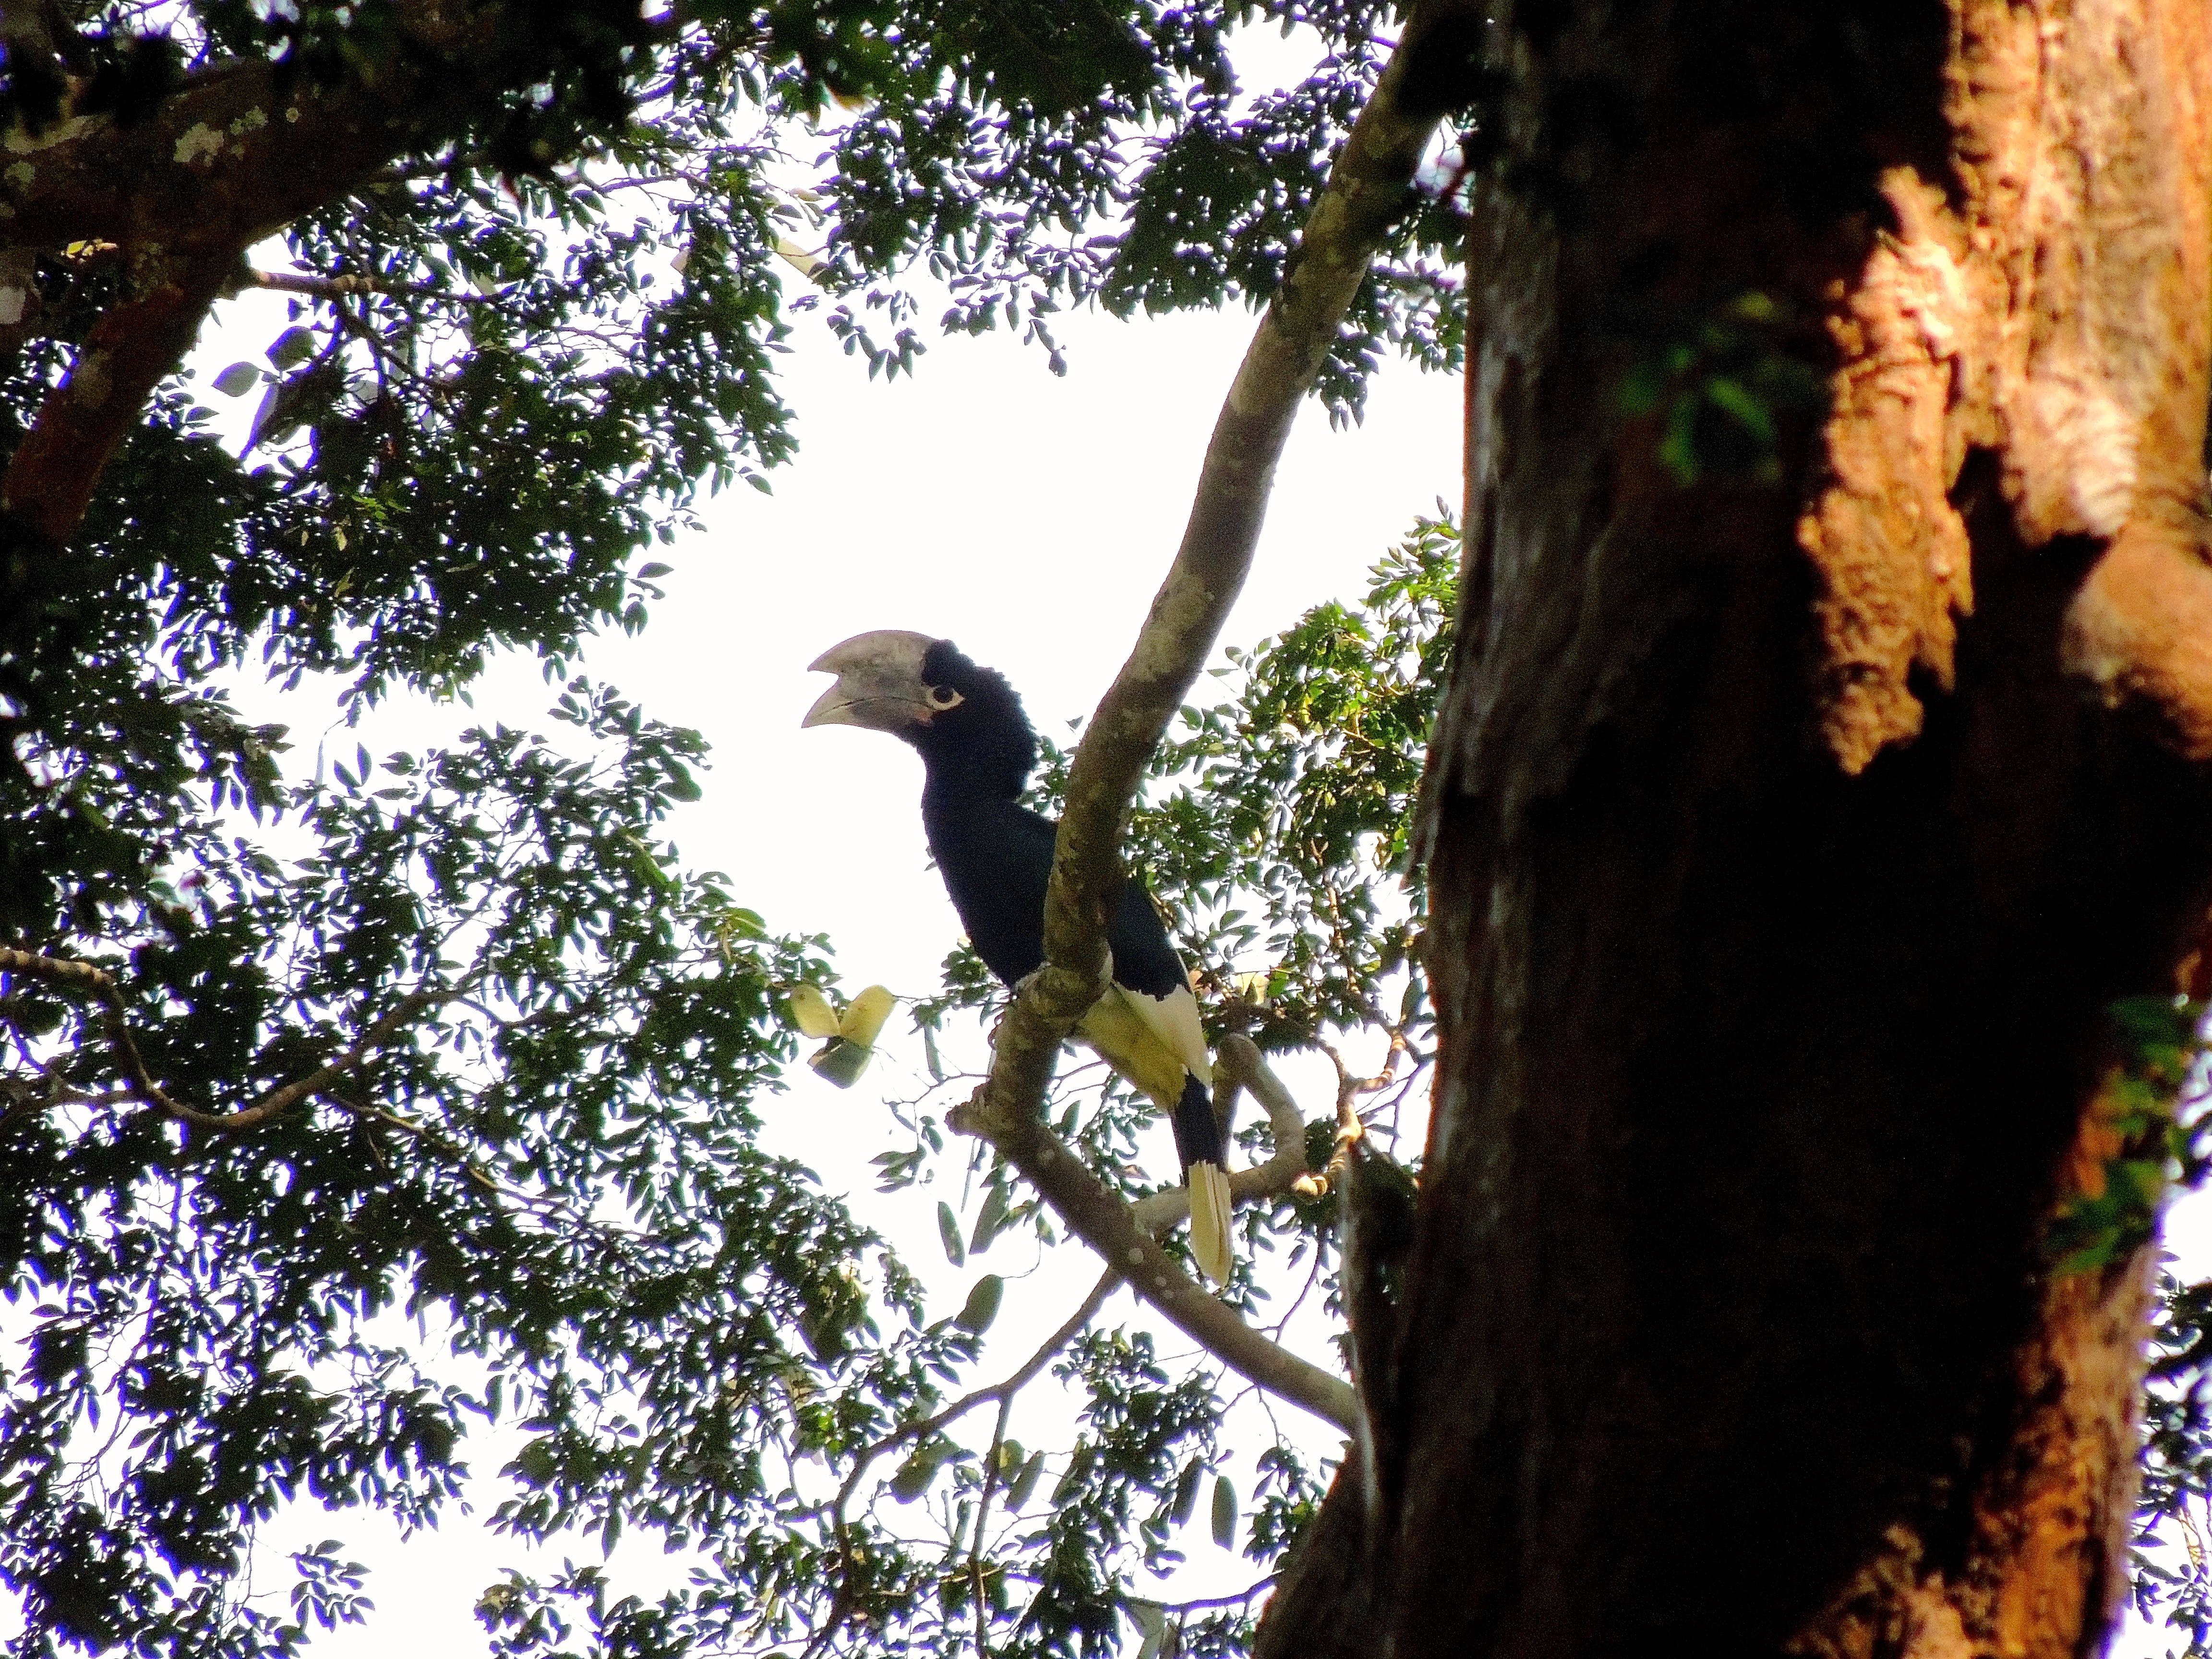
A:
1259;1;2212;1654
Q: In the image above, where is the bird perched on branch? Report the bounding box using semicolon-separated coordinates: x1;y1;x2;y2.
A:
803;630;1235;1287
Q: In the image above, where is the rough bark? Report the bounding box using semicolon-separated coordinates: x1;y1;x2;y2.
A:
0;2;563;556
1258;2;2212;1655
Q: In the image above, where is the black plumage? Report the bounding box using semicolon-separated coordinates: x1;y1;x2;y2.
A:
805;631;1235;1285
908;642;1227;1181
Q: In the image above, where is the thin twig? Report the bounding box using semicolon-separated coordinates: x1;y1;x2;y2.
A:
847;1271;1117;1496
1;942;447;1132
1156;1575;1281;1615
970;1390;1012;1655
806;1272;1118;1659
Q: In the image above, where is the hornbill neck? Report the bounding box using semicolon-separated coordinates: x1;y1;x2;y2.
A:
914;706;1038;814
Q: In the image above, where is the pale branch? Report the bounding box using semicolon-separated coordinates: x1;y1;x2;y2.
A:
1028;0;1478;1020
842;1270;1119;1493
0;944;119;993
1295;1028;1412;1202
1141;1576;1282;1616
970;1390;1012;1655
950;0;1476;1432
247;268;499;307
950;8;1464;1086
955;1098;1359;1433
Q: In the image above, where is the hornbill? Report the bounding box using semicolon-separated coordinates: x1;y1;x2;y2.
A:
803;630;1235;1287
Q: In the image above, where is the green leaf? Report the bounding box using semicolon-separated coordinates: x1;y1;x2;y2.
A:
1007;1449;1046;1511
1169;1458;1201;1525
211;362;260;397
890;1440;955;1503
969;1183;1010;1255
954;1274;1003;1334
937;1201;966;1267
1211;1475;1237;1549
266;326;317;368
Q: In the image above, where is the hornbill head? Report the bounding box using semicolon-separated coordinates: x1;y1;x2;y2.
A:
801;630;963;735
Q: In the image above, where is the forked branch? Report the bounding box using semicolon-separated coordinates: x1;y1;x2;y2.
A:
949;0;1480;1429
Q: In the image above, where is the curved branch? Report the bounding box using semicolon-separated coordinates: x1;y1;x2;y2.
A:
1131;1034;1313;1234
955;1097;1359;1433
1;251;234;545
951;0;1478;1430
248;268;500;308
957;2;1464;1118
0;945;445;1131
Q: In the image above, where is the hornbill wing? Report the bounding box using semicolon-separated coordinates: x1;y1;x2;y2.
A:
935;801;1055;989
1103;880;1212;1089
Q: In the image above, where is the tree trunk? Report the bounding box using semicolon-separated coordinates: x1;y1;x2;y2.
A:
1259;2;2212;1654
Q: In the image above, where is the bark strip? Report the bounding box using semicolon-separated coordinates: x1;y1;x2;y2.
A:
1803;0;2212;770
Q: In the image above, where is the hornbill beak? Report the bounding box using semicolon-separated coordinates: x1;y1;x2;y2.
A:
802;630;941;732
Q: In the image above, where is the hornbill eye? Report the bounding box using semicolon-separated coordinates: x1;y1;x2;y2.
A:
926;685;963;709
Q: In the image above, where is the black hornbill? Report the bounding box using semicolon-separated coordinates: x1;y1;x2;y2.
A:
803;630;1235;1287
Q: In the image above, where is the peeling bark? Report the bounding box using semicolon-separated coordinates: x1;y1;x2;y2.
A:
1258;2;2212;1655
1801;0;2212;770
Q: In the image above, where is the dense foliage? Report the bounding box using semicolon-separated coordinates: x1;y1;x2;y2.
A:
1;494;1455;1657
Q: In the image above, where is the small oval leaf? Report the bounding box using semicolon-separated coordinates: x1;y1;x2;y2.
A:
266;325;316;368
969;1183;1009;1256
955;1273;1002;1334
1169;1458;1201;1526
211;361;260;397
889;1449;940;1503
1211;1476;1238;1550
1007;1449;1046;1511
937;1202;966;1267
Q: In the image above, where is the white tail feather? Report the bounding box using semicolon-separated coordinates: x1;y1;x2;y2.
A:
1188;1161;1234;1288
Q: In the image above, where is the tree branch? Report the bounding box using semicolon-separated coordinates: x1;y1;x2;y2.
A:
0;250;234;544
248;268;499;308
807;1270;1120;1659
1130;1034;1313;1234
0;2;575;553
0;944;445;1131
957;1103;1358;1432
948;0;1477;1430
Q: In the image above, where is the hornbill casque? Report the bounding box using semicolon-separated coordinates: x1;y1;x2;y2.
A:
803;630;1236;1288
